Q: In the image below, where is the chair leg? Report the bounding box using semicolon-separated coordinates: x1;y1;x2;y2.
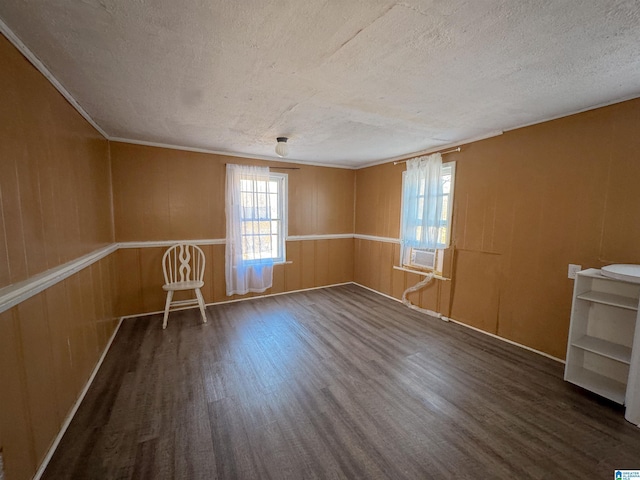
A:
162;290;174;329
195;288;207;323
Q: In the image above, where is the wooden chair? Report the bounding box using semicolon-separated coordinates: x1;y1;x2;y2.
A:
162;243;208;329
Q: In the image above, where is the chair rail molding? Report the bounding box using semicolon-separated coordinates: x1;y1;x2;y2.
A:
354;234;400;244
0;235;360;314
0;244;118;314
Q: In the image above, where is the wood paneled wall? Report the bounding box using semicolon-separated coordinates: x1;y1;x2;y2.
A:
354;239;453;317
110;142;356;315
110;142;355;240
0;255;120;480
0;34;118;480
115;239;353;317
354;98;640;359
4;17;639;477
0;35;113;290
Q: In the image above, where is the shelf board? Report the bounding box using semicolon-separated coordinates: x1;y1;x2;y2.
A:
576;290;639;311
571;335;632;364
578;268;636;282
565;367;626;404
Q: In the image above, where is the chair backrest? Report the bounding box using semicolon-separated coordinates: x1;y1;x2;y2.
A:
162;243;206;285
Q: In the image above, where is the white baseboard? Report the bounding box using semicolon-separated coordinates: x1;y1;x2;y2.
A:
33;317;124;480
121;281;354;320
352;282;565;364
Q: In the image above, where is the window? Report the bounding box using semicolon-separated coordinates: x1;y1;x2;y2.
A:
400;162;455;274
239;172;287;263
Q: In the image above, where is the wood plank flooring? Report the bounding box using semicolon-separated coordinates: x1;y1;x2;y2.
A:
43;284;640;479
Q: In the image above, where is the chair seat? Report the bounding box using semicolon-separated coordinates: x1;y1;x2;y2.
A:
163;280;205;291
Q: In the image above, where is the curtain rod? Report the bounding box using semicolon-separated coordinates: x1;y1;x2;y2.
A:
393;147;461;165
224;163;300;170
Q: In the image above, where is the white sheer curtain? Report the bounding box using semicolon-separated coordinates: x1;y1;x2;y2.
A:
400;152;445;250
225;164;274;296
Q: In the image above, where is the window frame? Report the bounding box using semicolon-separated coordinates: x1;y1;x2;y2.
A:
399;161;456;275
239;172;288;264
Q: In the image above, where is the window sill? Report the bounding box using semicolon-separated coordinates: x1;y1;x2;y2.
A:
237;260;292;267
393;265;450;281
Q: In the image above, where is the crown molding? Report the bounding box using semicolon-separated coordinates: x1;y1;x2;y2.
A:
108;137;358;170
4;15;638;172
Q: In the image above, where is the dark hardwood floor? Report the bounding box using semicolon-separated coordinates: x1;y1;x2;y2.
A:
43;284;640;479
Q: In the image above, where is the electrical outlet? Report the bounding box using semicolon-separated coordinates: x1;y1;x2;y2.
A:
568;264;582;279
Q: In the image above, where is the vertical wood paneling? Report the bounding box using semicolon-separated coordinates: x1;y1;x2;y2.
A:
0;253;120;480
109;141;356;314
0;309;37;480
449;251;501;333
284;241;302;293
212;244;226;302
300;241;316;289
354;238;364;285
66;274;91;386
0;35;113;290
355;162;402;238
16;148;48;277
315;168;355;234
44;282;76;417
289;168;317;235
0;199;10;287
115;249;142;317
16;296;60;463
354;98;640;359
110;143;355;241
328;238;354;285
314;239;330;287
57;152;80;265
114;239;355;318
200;244;216;301
271;262;286;294
138;247;166;314
90;263;105;333
368;241;382;293
0;159;28;283
79;268;100;361
354;238;451;316
601;107;640;261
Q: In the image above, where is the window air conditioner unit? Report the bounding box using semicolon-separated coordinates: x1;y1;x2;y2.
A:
410;248;436;270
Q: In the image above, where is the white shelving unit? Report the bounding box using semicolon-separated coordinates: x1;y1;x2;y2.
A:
565;268;640;424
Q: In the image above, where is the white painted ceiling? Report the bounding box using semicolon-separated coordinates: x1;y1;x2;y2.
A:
1;1;639;168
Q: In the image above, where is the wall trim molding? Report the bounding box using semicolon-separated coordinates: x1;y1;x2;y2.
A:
120;282;355;320
357;131;504;169
118;234;356;248
3;16;639;174
118;239;226;248
33;316;124;480
109;138;358;170
0;234;416;316
446;317;565;364
354;234;400;244
0;244;118;314
352;282;565;364
0;236;358;314
286;233;353;241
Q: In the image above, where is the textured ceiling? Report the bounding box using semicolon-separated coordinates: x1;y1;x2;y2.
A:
1;0;639;167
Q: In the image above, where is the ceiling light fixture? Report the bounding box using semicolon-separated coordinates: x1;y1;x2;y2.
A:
275;137;289;157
